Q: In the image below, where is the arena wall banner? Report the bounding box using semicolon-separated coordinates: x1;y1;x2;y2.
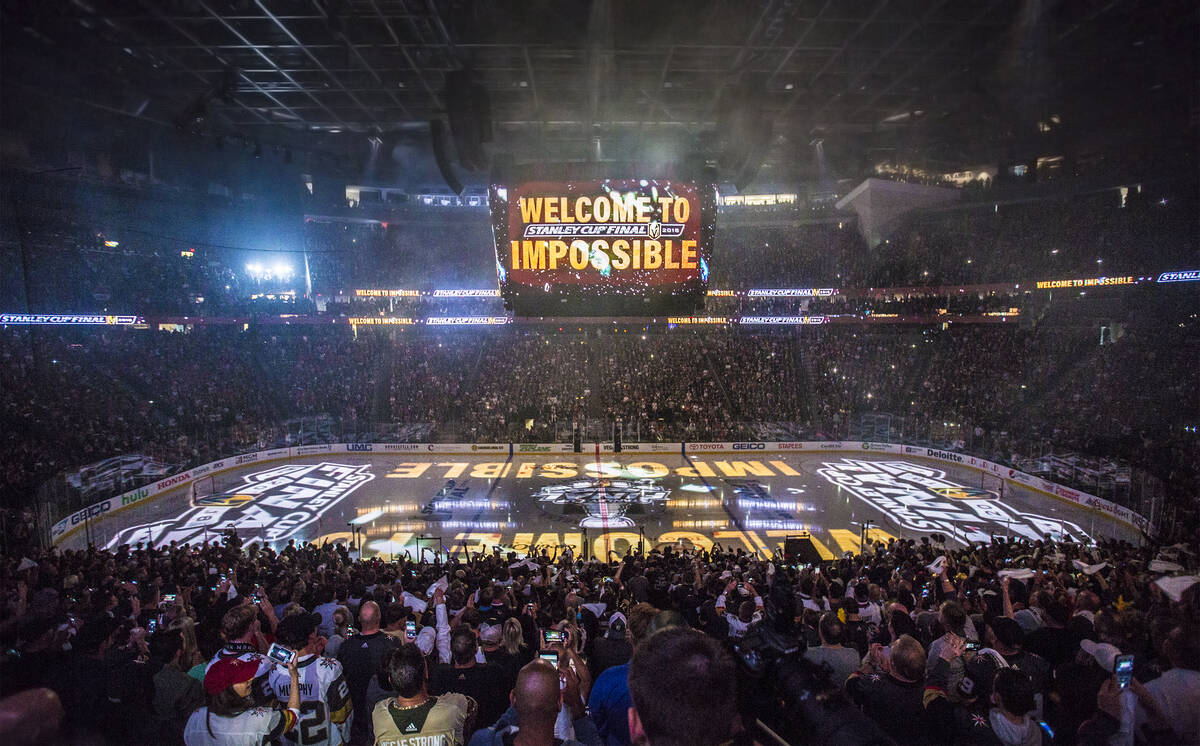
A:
514;443;574;454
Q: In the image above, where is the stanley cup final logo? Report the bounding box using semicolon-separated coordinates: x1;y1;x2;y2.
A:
106;462;375;549
816;459;1090;544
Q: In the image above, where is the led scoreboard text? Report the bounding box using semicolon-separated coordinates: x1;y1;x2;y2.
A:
492;180;712;292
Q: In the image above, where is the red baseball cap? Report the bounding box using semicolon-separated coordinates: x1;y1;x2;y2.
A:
204;657;260;695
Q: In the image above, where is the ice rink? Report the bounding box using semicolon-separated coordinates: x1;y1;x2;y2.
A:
58;450;1141;558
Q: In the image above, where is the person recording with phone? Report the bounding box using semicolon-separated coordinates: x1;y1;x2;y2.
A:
184;653;301;746
266;613;353;746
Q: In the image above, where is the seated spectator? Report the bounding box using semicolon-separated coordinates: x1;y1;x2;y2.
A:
374;644;476;746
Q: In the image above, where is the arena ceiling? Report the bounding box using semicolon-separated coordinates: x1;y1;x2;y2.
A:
2;0;1196;184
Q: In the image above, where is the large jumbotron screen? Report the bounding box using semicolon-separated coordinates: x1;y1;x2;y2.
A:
489;179;716;315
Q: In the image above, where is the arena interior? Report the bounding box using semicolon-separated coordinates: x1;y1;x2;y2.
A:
0;2;1197;745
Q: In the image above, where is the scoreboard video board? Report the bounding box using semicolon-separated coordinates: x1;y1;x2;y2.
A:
489;179;715;316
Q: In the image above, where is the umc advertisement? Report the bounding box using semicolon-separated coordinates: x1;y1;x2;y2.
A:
489;179;715;315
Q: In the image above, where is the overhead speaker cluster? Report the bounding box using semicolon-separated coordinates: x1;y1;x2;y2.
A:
430;69;492;194
716;83;773;191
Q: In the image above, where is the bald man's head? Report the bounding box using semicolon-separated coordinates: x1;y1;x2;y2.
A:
359;601;381;632
512;660;561;727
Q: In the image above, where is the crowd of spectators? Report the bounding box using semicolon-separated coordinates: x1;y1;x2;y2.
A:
0;526;1197;745
2;310;1196;544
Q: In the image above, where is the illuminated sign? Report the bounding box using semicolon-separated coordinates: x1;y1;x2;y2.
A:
354;289;420;297
425;316;510;325
1157;270;1200;283
738;316;828;325
720;193;798;206
815;459;1090;544
706;289;736;297
493;180;711;290
668;316;728;325
347;317;415;325
103;240;120;248
746;288;838;297
431;289;501;297
1035;276;1136;290
0;313;143;325
983;308;1021;317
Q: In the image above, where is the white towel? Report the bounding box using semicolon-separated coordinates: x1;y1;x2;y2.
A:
1072;560;1108;575
998;569;1035;581
1149;560;1185;574
1153;575;1199;602
426;575;448;597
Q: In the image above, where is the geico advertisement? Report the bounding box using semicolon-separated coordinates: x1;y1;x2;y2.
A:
494;179;712;287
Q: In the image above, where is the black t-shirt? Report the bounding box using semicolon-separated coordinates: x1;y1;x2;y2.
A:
1023;626;1081;669
1002;650;1052;699
590;637;632;678
337;631;399;709
483;646;531;692
843;620;870;658
429;662;512;734
846;671;931;746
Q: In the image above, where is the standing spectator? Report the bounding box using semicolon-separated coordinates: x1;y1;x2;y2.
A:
429;627;510;738
313;587;340;638
150;629;205;744
1136;625;1200;743
207;605;275;705
986;617;1050;719
373;645;475;746
626;628;739;746
846;635;930;744
185;656;301;746
479;619;528;689
587;603;657;746
804;612;861;689
468;660;600;746
1024;601;1081;668
926;601;975;697
589;613;631;678
324;606;354;658
337;602;396;746
267;613;353;746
